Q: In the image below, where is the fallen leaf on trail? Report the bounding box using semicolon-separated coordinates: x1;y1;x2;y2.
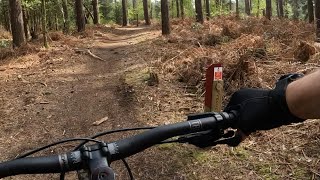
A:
92;116;109;126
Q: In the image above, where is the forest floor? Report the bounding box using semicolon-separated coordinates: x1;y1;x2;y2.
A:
0;16;320;180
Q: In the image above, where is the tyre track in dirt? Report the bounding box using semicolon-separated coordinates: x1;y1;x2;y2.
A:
0;27;160;179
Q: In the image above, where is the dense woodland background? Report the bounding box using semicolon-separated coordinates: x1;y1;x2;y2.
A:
1;0;320;47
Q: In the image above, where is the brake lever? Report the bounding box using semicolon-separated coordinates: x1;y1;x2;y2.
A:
213;130;243;147
178;129;242;148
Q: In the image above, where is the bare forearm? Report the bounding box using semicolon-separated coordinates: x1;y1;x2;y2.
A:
286;70;320;119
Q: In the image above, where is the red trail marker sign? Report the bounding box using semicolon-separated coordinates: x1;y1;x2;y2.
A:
204;64;224;112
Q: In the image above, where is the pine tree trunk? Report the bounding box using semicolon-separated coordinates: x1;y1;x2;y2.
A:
205;0;210;20
195;0;203;23
122;0;127;26
236;0;239;17
284;0;288;18
9;0;26;48
143;0;150;25
22;7;29;40
266;0;272;20
62;0;69;34
278;0;284;18
150;1;153;19
308;0;314;23
30;10;39;39
171;0;174;19
92;0;99;24
180;0;184;19
55;13;58;30
245;0;250;15
132;0;136;8
256;0;260;17
315;0;320;42
176;0;180;17
102;0;107;19
215;0;219;11
161;0;170;35
276;0;280;17
292;0;299;20
75;0;85;32
2;0;11;32
41;0;48;48
48;12;53;30
229;0;232;11
133;0;138;26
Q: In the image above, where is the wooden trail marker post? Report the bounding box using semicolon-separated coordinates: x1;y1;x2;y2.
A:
204;64;224;112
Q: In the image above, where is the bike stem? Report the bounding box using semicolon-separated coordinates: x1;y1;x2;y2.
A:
77;143;115;180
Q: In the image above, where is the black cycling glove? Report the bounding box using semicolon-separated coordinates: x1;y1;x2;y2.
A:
224;74;305;135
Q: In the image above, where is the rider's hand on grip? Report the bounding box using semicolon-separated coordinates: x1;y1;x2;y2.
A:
224;74;305;136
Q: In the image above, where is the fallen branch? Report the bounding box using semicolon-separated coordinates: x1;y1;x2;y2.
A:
83;4;94;21
86;50;106;61
161;48;191;68
74;48;106;61
39;102;50;104
92;116;109;126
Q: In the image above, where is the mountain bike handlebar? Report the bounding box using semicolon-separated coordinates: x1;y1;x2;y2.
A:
0;111;238;179
108;111;237;161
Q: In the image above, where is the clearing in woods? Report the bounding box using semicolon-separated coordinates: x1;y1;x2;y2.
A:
0;18;320;180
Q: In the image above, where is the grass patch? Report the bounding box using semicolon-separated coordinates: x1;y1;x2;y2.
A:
0;39;11;48
125;68;159;86
255;164;279;180
231;146;250;160
190;150;211;163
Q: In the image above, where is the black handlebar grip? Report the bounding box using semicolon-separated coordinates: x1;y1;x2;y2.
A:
0;155;61;178
0;151;83;178
220;110;239;128
108;111;239;161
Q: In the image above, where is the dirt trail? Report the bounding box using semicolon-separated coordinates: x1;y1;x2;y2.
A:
0;27;160;179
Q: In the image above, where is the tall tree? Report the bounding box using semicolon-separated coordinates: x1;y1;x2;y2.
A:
292;0;299;20
143;0;151;25
122;0;127;26
278;0;284;18
236;0;239;17
92;0;99;24
229;0;232;11
75;0;85;32
195;0;203;23
215;0;220;12
276;0;280;17
284;0;289;18
266;0;272;20
150;1;153;19
245;0;250;15
22;7;29;40
171;0;174;18
41;0;48;48
180;0;184;19
308;0;314;23
316;0;320;42
2;0;11;32
9;0;26;47
176;0;180;17
62;0;69;33
205;0;210;20
256;0;260;17
161;0;170;35
133;0;138;26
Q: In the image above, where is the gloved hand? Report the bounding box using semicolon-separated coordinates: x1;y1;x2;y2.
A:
224;74;305;135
